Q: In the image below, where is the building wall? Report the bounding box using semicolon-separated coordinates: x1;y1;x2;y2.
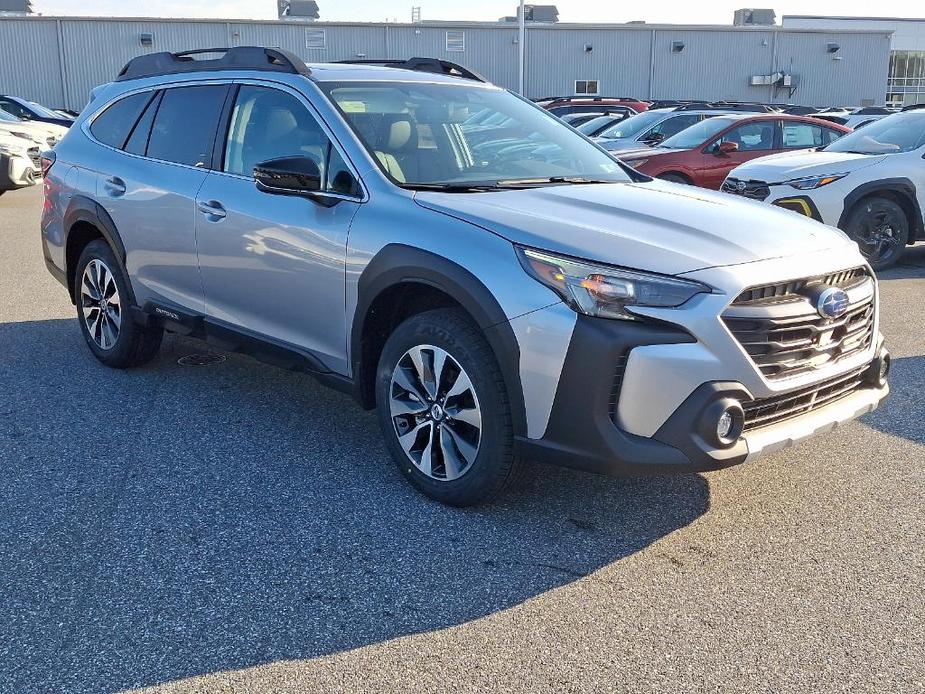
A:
0;16;892;111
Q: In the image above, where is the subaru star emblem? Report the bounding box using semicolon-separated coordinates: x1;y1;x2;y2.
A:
816;287;850;319
735;180;747;192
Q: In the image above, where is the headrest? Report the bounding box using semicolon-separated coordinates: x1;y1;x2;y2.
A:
387;119;413;150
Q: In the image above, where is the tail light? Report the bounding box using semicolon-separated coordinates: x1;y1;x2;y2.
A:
41;151;56;176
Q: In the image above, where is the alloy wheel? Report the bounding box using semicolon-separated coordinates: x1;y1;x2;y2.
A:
389;344;482;481
80;259;122;350
855;205;905;263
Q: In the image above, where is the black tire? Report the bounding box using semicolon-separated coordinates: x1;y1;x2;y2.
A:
375;308;521;506
658;172;691;185
74;239;163;368
843;196;909;271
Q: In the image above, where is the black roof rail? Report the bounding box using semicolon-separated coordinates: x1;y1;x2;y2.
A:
116;46;311;82
533;95;645;104
335;57;488;83
901;103;925;111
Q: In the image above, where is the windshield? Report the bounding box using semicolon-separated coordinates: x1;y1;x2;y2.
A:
824;112;925;154
27;100;68;119
577;116;617;135
659;116;738;149
597;110;666;140
324;82;630;188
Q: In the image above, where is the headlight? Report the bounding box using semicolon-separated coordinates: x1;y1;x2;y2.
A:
516;247;710;320
786;173;847;190
624;158;649;169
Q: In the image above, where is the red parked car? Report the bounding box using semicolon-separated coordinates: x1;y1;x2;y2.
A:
616;114;851;189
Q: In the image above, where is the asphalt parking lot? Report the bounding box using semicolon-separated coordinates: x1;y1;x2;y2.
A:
1;184;923;694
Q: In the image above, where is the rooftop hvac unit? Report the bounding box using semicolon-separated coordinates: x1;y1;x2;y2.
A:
278;0;320;20
733;8;776;26
500;4;559;23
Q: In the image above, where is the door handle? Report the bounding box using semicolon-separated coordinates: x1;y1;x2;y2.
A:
103;176;126;197
197;200;227;220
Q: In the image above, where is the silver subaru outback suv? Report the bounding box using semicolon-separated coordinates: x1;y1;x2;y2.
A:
41;47;890;506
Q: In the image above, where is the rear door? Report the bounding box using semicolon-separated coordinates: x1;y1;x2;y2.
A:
91;83;229;313
194;82;363;374
698;119;779;189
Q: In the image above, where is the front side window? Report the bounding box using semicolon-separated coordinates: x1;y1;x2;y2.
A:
825;113;925;154
0;98;29;120
223;85;358;196
714;121;776;151
598;110;667;140
644;113;701;140
324;82;630;187
146;85;227;168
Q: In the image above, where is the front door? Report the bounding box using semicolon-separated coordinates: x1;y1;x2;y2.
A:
194;83;363;374
699;120;779;189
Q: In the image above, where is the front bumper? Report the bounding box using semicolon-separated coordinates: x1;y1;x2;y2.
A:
0;152;37;190
515;312;889;476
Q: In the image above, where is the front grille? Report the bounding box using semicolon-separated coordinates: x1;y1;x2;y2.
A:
723;269;875;381
722;177;770;201
27;147;41;169
743;366;869;431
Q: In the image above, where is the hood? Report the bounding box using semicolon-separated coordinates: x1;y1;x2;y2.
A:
0;119;65;143
414;180;853;276
615;146;681;161
729;150;885;182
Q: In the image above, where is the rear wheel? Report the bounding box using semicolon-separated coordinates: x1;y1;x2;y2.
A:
843;196;909;270
74;239;163;368
375;308;520;506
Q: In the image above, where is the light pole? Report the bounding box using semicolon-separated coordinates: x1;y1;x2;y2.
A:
518;0;526;94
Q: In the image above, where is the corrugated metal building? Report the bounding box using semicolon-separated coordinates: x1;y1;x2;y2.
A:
0;15;893;111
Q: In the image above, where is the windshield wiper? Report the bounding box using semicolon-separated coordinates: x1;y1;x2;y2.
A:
401;182;507;193
495;176;619;187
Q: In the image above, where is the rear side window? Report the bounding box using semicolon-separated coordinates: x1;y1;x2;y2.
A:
781;121;832;149
147;85;227;167
90;92;151;149
646;113;700;140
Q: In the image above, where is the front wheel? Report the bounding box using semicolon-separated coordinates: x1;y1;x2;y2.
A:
843;196;909;271
375;308;521;506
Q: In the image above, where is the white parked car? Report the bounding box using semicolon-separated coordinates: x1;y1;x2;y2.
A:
0;131;39;194
723;111;925;269
0;109;68;148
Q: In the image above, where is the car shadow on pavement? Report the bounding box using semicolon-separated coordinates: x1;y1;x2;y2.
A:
0;318;710;694
859;355;925;446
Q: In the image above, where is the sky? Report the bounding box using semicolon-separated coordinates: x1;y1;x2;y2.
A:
28;1;925;24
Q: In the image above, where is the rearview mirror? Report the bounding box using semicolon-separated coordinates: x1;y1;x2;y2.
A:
254;156;321;196
716;141;739;155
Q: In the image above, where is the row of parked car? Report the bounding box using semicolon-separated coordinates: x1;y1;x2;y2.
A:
0;95;73;196
538;96;923;269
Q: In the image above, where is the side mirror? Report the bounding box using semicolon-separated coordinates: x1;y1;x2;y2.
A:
717;141;739;155
254;156;321;196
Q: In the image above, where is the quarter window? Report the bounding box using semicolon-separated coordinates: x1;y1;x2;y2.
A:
146;85;227;168
90;92;152;149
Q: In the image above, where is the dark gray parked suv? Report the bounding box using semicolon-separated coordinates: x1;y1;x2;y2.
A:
41;47;889;505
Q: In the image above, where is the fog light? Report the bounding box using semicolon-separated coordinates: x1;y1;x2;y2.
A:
864;350;891;388
700;398;745;448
